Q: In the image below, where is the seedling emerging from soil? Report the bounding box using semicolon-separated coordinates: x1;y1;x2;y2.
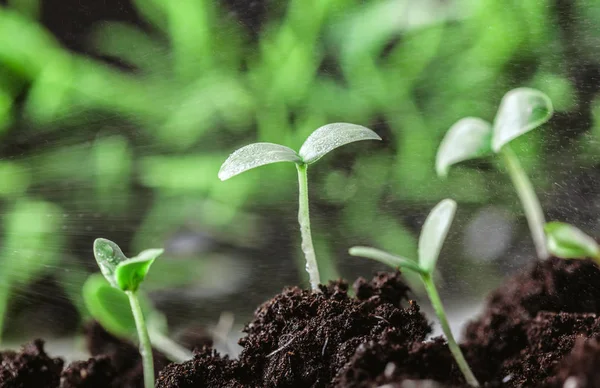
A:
350;199;480;387
436;88;553;260
544;221;600;263
93;238;163;388
219;123;381;290
82;273;192;363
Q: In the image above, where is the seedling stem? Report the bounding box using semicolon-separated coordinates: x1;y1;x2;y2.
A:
421;273;479;387
350;199;479;387
501;145;548;259
296;163;320;289
219;123;380;290
127;290;155;388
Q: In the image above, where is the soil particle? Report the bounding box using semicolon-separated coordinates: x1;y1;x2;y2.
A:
59;356;115;388
84;321;170;388
0;339;63;388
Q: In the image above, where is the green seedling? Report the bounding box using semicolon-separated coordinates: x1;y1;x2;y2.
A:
350;199;479;387
82;273;192;363
544;221;600;263
219;122;381;290
93;238;163;388
436;88;553;260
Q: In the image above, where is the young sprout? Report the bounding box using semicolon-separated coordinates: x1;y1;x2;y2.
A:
82;273;193;363
350;199;479;387
436;88;553;260
544;221;600;263
219;123;381;290
93;238;163;388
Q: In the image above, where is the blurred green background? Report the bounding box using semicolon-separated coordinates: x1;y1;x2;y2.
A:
0;0;599;343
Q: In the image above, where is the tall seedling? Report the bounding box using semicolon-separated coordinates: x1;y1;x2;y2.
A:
350;199;479;387
219;123;381;290
436;88;553;260
93;238;163;388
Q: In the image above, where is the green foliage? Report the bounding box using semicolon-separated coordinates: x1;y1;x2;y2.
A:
0;0;593;334
436;88;553;260
544;222;600;260
492;88;553;152
349;199;478;387
219;123;380;180
220;123;380;289
93;238;162;292
83;273;141;337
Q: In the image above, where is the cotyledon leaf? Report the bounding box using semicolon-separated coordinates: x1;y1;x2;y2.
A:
93;238;128;288
418;199;457;273
492;88;553;152
115;249;163;292
436;117;493;177
218;143;301;181
299;123;381;164
544;221;600;260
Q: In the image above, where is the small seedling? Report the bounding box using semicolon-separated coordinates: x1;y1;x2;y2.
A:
436;88;553;260
93;238;163;388
219;122;381;290
544;221;600;263
82;273;192;363
349;199;479;387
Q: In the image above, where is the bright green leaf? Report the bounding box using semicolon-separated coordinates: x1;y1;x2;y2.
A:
82;274;137;337
115;249;163;292
299;123;381;164
418;199;457;273
492;88;553;152
544;221;600;260
218;143;300;181
436;117;493;177
349;246;424;275
82;273;155;338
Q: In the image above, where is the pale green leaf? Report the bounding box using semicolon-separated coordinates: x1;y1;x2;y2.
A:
492;88;553;152
349;246;424;275
218;143;300;181
299;123;381;165
418;199;456;273
436;117;493;177
544;222;600;260
93;238;128;288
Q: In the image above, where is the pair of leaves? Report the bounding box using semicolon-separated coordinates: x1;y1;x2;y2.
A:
544;222;600;260
350;198;457;275
436;88;553;177
218;123;381;181
93;238;163;292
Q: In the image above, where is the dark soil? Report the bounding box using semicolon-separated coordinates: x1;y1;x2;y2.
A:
5;261;600;387
0;339;63;388
157;272;431;387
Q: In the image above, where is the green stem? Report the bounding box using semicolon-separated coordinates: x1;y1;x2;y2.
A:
126;291;155;388
296;163;321;290
422;274;479;387
149;329;193;363
500;145;549;260
0;279;10;345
